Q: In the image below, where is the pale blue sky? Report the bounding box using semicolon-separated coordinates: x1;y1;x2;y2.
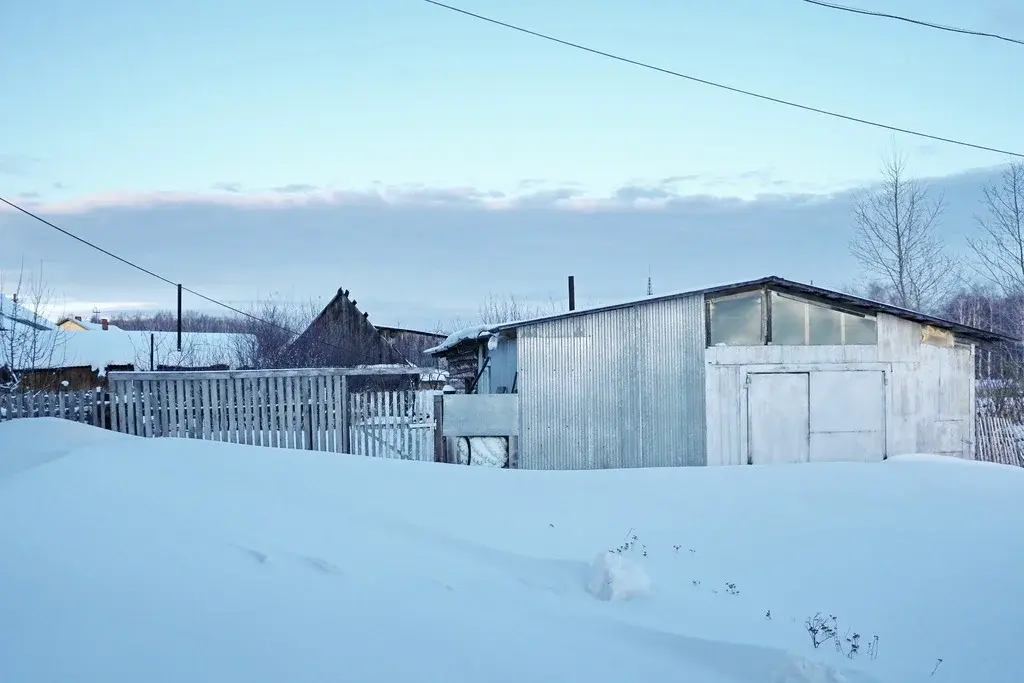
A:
1;1;1022;328
2;0;1022;198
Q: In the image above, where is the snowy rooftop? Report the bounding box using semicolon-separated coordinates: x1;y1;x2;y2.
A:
0;293;56;332
58;318;125;332
0;418;1021;682
50;328;138;371
423;324;497;356
125;331;254;370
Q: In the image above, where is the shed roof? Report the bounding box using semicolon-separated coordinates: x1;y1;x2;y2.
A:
426;276;1016;355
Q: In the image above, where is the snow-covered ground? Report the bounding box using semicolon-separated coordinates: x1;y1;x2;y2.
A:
1;419;1021;683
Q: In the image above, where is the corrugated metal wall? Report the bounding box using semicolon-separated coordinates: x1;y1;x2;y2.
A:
517;295;706;469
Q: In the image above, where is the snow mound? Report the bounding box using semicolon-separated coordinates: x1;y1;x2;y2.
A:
0;419;1021;682
770;656;850;683
587;550;651;601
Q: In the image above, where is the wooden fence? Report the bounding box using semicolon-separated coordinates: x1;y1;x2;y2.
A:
104;367;439;461
0;387;109;427
975;413;1024;467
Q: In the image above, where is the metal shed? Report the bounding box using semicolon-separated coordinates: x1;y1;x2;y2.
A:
426;276;1014;470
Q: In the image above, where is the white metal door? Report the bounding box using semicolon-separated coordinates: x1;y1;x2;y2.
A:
809;370;886;462
747;373;810;465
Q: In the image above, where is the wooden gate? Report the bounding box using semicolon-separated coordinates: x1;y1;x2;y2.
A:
348;390;437;461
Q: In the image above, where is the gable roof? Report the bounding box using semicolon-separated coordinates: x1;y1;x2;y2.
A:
289;288;412;367
426;276;1015;355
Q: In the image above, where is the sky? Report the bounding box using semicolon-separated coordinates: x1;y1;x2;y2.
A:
1;0;1023;329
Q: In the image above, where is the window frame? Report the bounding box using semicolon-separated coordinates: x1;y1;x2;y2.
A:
705;288;767;347
706;287;879;347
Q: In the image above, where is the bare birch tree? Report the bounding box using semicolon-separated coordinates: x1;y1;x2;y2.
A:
849;148;956;312
967;161;1024;297
0;264;63;391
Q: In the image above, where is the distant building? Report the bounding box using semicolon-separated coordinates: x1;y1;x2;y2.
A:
376;326;447;368
57;316;116;332
427;276;1013;470
290;288;417;368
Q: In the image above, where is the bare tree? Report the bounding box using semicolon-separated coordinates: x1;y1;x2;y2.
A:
445;292;566;332
849;147;957;312
967;161;1024;297
231;296;321;369
0;263;64;391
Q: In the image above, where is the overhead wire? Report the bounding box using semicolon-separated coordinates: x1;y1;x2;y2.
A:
421;0;1024;158
0;195;350;356
801;0;1024;47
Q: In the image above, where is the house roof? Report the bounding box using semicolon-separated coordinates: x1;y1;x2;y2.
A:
426;275;1016;355
57;317;124;332
14;327;138;372
125;331;255;370
375;325;448;340
0;293;56;332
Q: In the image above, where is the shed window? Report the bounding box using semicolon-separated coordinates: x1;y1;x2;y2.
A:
844;313;878;345
769;292;876;345
708;291;763;346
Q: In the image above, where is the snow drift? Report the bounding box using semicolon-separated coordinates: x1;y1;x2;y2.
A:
1;418;1021;683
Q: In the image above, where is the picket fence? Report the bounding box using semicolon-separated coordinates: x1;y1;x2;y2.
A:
1;368;439;462
104;367;439;461
0;387;109;426
975;413;1024;467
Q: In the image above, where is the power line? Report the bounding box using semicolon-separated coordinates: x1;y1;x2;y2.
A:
422;0;1024;159
0;196;177;287
802;0;1024;47
0;195;348;356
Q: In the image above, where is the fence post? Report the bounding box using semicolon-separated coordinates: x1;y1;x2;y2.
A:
433;393;445;463
340;375;350;453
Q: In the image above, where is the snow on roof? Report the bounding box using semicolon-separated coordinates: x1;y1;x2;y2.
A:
424;324;499;356
58;318;125;332
48;328;138;372
0;293;56;332
125;331;254;370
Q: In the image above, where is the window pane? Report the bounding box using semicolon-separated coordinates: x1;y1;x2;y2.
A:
844;313;877;344
808;302;843;345
770;292;806;345
709;292;763;345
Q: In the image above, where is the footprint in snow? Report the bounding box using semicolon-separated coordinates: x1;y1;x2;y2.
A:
235;546;271;565
303;556;346;576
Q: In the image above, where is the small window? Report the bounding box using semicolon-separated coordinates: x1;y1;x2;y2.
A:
769;291;876;346
708;291;763;346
